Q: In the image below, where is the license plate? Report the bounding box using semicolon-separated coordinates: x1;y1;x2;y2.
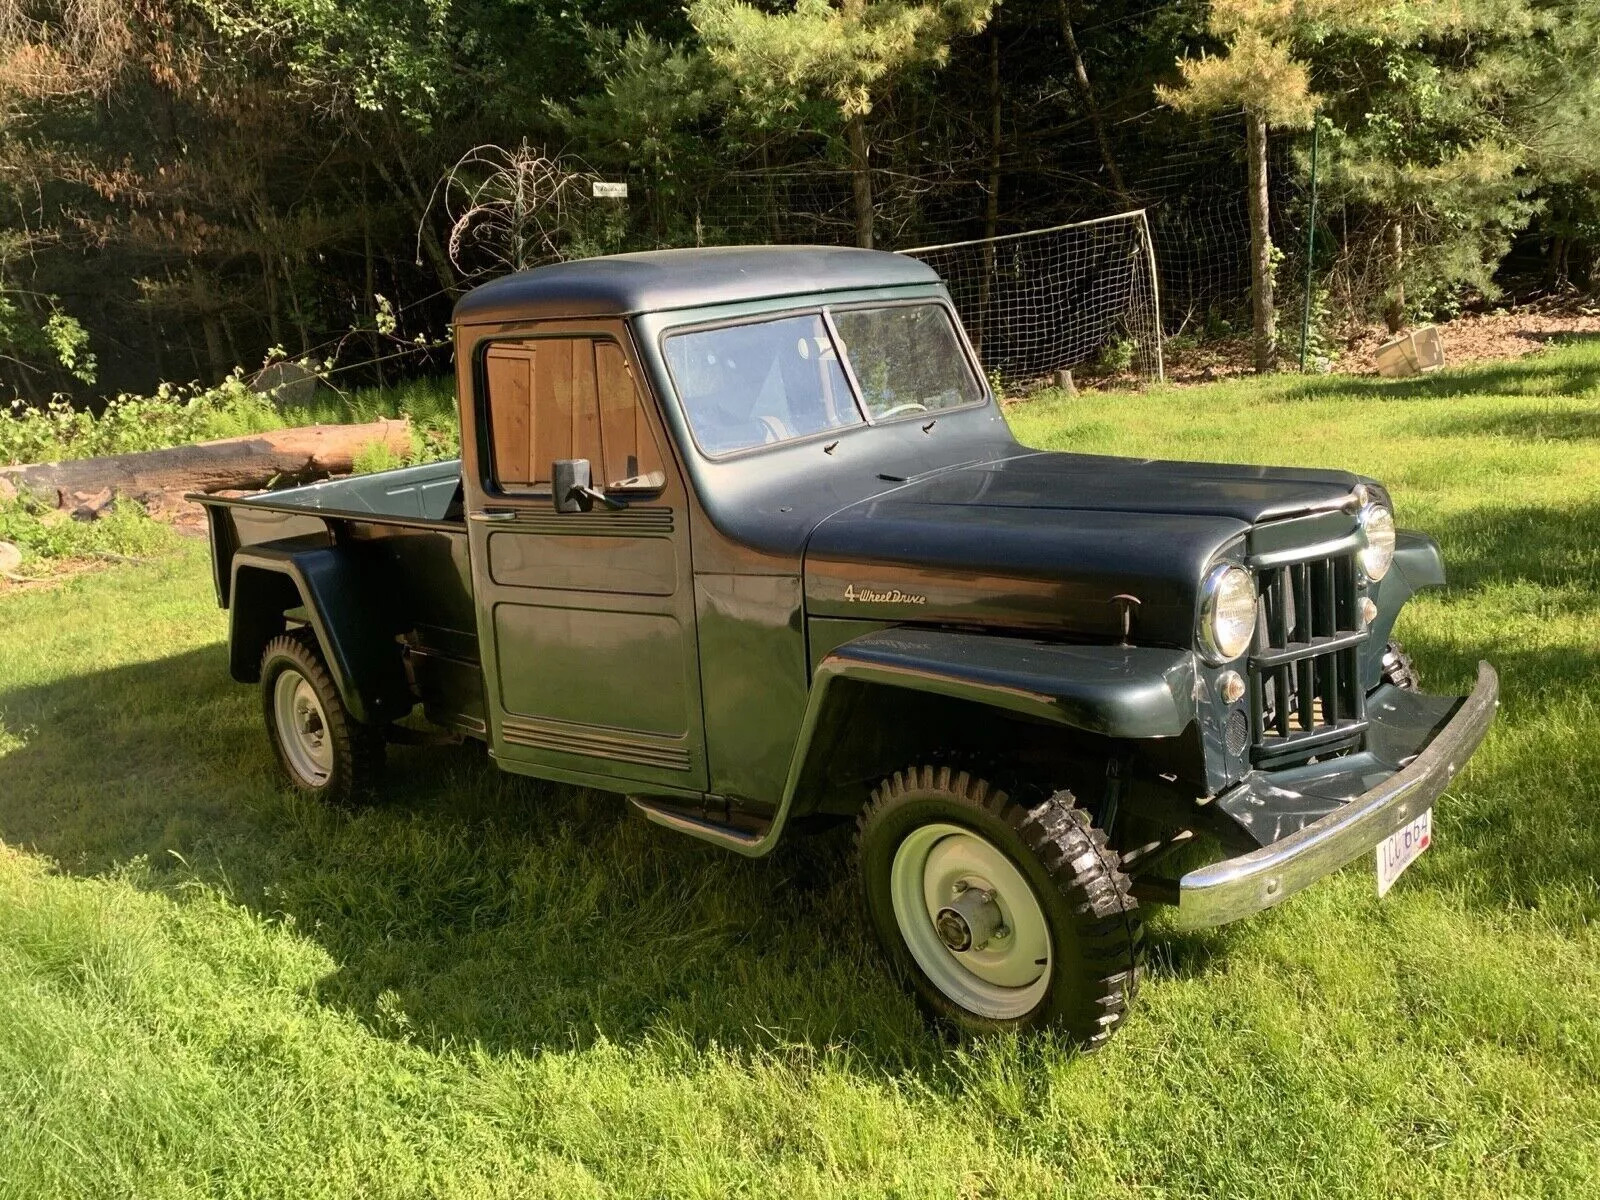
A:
1377;808;1432;896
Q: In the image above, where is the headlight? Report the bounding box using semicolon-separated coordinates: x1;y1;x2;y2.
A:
1199;564;1257;664
1359;503;1396;580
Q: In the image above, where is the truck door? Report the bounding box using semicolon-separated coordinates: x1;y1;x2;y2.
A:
463;322;707;793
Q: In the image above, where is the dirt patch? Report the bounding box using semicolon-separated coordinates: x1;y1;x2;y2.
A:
1341;298;1600;374
1161;336;1259;385
1150;297;1600;387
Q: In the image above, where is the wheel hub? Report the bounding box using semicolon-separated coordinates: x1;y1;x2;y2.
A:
934;882;1006;952
273;668;335;786
888;823;1052;1020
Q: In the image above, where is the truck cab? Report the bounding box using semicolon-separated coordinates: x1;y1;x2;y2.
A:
198;246;1497;1046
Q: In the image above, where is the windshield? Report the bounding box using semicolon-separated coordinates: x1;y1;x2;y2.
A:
830;304;983;421
664;302;982;456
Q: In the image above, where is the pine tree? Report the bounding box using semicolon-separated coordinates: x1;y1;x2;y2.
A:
1158;5;1320;372
688;0;995;248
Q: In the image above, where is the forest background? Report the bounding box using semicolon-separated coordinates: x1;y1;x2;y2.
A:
1;0;1597;402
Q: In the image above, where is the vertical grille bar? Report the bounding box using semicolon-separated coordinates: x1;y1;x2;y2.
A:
1296;658;1315;730
1248;548;1368;765
1271;566;1291;646
1291;563;1309;642
1321;642;1341;721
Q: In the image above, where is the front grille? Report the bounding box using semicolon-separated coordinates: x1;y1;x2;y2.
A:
1248;552;1367;766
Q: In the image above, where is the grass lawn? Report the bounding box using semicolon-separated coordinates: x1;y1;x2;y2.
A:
2;344;1599;1197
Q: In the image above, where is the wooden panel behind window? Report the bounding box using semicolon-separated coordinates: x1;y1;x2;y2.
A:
572;339;604;468
531;337;574;471
486;336;663;491
485;344;535;484
596;341;664;487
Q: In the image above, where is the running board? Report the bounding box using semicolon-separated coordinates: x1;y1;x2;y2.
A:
384;724;465;747
627;796;771;852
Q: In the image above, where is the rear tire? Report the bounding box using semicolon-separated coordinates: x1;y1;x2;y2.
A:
1381;640;1421;690
856;765;1142;1047
260;632;385;806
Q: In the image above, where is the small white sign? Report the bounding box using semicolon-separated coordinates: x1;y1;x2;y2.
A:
1376;807;1432;896
592;181;628;199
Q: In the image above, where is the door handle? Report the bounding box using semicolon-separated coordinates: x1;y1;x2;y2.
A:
469;509;519;523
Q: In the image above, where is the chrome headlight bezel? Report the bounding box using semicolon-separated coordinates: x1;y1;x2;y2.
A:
1358;502;1396;581
1199;563;1258;665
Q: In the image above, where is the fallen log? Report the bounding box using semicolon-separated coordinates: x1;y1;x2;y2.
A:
0;420;413;514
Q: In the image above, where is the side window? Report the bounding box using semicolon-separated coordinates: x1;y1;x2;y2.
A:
484;337;665;492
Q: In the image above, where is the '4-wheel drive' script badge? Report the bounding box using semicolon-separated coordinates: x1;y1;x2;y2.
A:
844;583;927;605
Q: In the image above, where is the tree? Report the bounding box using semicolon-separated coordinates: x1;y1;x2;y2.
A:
688;0;995;248
1309;2;1600;329
1055;0;1128;202
1158;8;1319;371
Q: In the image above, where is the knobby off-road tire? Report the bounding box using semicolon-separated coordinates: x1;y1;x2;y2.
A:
1381;640;1422;691
260;632;385;806
857;766;1143;1047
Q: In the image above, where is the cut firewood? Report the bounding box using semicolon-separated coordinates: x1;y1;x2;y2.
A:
0;420;412;512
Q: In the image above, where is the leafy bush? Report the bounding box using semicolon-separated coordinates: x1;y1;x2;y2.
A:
0;493;178;574
1095;336;1138;375
1;372;461;470
0;372;279;466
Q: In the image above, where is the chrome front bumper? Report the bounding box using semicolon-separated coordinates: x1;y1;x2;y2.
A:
1178;662;1499;928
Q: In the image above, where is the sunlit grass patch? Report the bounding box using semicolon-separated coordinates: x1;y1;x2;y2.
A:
1;347;1598;1197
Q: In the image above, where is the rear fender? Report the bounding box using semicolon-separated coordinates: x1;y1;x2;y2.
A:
228;538;413;725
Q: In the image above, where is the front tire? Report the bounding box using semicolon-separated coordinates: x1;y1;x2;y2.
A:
1381;640;1422;690
260;632;385;805
857;766;1142;1047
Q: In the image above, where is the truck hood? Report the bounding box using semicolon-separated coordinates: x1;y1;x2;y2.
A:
803;450;1367;643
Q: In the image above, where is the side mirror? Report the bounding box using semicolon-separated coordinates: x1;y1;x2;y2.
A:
552;458;628;513
552;458;592;513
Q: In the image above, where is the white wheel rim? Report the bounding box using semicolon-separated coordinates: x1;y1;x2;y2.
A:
273;669;334;786
889;822;1052;1020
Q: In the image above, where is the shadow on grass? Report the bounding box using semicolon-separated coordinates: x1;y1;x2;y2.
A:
1423;499;1600;610
1271;336;1600;404
0;644;941;1066
1412;405;1600;442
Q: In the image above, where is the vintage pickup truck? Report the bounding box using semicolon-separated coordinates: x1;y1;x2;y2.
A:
197;246;1497;1046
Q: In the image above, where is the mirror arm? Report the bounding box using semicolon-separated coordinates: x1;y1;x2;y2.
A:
569;485;627;511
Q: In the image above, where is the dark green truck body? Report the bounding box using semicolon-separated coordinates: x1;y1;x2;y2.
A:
197;245;1498;937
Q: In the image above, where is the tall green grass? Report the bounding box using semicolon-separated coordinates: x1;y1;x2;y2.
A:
1;346;1598;1196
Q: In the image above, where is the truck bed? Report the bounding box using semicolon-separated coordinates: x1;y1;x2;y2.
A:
221;458;466;522
193;460;485;736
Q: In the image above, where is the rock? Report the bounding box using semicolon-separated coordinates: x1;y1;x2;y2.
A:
249;360;320;409
0;476;15;502
0;541;20;574
67;487;115;522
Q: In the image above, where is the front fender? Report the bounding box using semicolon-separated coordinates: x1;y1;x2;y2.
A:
1360;530;1446;685
813;628;1198;739
664;629;1200;859
228;538;414;725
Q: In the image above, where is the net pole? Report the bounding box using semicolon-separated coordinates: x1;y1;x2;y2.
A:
1299;120;1319;374
1138;209;1165;384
